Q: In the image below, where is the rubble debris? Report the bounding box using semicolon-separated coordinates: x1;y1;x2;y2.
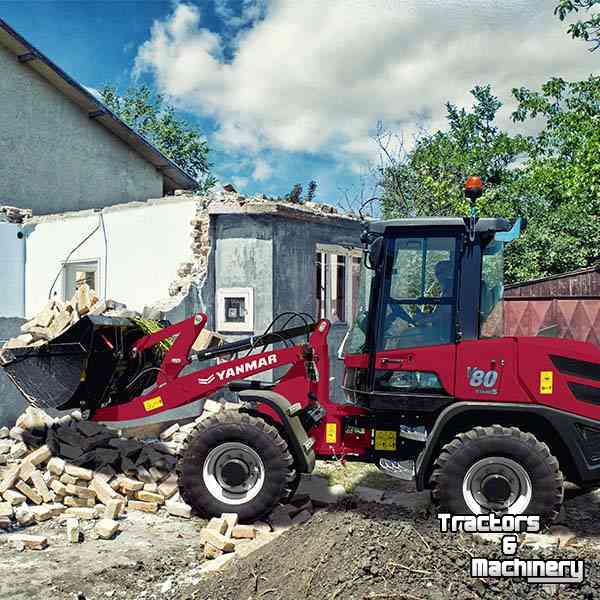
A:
0;205;31;224
66;518;81;543
0;403;219;548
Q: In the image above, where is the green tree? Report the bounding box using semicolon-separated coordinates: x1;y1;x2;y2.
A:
507;76;600;281
100;85;215;192
555;0;600;50
287;183;303;204
380;86;526;221
305;180;318;203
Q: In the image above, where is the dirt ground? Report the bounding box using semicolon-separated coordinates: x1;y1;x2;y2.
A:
2;465;600;600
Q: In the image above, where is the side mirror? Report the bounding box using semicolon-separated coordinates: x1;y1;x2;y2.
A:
366;237;384;270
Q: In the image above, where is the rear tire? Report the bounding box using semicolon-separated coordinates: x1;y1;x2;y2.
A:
177;411;294;522
430;425;564;523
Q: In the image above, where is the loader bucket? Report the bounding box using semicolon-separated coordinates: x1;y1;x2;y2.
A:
0;315;142;412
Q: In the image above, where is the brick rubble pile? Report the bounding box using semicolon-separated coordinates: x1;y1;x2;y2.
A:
0;400;231;549
2;283;137;350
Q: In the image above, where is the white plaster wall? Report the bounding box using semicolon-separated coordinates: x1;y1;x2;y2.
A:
0;222;25;318
25;197;197;318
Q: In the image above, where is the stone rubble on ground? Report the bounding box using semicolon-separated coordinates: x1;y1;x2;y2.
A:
198;493;319;563
0;401;232;550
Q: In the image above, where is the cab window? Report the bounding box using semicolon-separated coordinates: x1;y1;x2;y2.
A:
379;236;457;350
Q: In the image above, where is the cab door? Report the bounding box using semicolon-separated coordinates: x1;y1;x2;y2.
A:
371;233;460;409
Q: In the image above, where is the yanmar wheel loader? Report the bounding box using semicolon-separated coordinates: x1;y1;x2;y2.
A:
3;177;600;523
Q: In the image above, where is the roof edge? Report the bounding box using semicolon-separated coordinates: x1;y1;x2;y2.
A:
0;18;198;191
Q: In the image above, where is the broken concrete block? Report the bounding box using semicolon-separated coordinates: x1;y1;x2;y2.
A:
0;427;9;439
0;516;11;529
47;456;66;476
159;423;179;441
64;496;95;508
30;470;52;502
74;421;104;437
30;505;53;522
60;473;78;486
222;513;238;537
64;465;93;481
25;445;51;466
15;480;43;505
127;500;159;513
143;482;158;493
104;499;124;520
55;426;83;447
119;478;144;492
206;517;228;535
59;443;83;460
3;489;26;506
135;490;164;505
9;427;24;442
0;440;12;455
157;473;178;499
89;478;119;506
63;507;98;520
15;507;34;526
50;479;68;497
10;442;28;460
8;534;48;550
200;529;235;552
0;502;14;518
65;483;96;499
49;309;72;337
18;460;36;482
45;503;67;517
95;518;119;540
231;525;256;539
165;500;192;519
66;518;81;543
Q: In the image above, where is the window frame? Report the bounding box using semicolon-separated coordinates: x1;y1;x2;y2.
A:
315;244;362;325
62;258;100;302
376;233;461;351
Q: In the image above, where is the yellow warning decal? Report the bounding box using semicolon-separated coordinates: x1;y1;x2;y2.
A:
325;422;337;444
374;430;397;451
143;396;164;412
540;371;553;395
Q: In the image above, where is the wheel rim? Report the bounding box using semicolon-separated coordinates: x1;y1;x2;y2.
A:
462;456;532;514
203;442;265;505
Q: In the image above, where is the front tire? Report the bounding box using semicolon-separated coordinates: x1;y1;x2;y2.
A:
431;425;564;522
177;411;294;522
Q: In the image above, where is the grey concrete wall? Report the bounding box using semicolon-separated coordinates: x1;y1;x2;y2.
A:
213;214;274;337
273;217;363;403
0;317;27;426
0;44;163;215
206;211;362;402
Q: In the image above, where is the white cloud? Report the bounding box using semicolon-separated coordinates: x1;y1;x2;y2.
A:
134;1;599;168
251;157;273;181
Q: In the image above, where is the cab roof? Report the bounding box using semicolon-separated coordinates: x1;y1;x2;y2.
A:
368;217;512;235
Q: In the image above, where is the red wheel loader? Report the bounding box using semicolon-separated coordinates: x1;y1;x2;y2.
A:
3;178;600;523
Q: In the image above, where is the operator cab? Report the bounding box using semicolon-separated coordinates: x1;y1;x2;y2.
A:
342;178;523;409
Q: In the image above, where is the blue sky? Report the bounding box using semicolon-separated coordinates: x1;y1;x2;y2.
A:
1;1;598;207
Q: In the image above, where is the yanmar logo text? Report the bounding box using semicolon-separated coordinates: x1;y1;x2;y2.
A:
197;354;278;385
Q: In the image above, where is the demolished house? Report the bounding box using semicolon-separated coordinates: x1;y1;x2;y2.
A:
0;188;363;425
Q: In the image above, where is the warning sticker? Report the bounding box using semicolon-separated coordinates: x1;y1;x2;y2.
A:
143;396;164;412
325;422;337;443
374;430;397;451
539;371;553;395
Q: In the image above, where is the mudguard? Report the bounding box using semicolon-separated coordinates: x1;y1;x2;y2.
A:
238;389;316;474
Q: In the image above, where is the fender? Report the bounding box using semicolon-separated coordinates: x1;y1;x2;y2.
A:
416;401;600;491
238;389;316;474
